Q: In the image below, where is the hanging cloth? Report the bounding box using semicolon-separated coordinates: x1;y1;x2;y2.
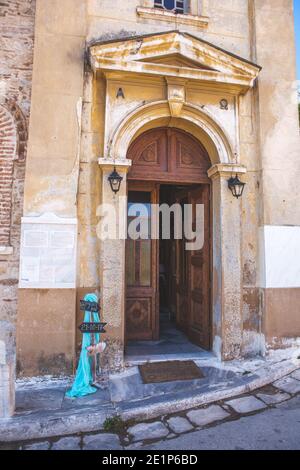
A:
66;293;100;398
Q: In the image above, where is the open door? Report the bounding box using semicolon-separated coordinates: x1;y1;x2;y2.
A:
125;183;159;341
187;185;211;349
175;185;211;349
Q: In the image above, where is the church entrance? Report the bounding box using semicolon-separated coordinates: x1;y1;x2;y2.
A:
125;128;212;356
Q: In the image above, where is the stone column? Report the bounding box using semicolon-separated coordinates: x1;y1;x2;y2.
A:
98;159;131;370
208;164;246;361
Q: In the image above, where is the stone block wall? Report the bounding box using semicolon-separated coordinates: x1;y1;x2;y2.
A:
0;0;36;416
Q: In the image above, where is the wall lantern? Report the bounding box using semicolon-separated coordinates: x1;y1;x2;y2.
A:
228;174;245;199
108;167;123;194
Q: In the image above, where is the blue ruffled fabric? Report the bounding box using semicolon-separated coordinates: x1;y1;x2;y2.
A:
66;293;100;398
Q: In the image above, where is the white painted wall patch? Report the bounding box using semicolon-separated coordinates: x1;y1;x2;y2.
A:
260;225;300;289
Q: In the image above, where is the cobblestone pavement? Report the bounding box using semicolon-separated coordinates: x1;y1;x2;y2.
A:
1;369;300;450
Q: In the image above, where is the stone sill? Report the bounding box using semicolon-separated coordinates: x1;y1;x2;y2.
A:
0;246;13;256
136;7;209;28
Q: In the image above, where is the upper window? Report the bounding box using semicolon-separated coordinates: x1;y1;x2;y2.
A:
154;0;185;15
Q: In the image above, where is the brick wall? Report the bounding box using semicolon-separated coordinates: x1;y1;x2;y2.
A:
0;104;16;245
0;0;36;388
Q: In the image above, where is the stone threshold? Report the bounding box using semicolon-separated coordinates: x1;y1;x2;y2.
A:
0;355;299;443
125;350;214;366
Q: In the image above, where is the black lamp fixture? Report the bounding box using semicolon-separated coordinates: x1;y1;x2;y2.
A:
108;166;123;194
228;174;245;199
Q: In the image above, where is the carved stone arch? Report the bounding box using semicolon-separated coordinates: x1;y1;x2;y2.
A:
0;100;27;247
107;100;235;166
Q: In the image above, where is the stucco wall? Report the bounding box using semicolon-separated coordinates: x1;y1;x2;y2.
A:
254;0;300;348
17;0;87;376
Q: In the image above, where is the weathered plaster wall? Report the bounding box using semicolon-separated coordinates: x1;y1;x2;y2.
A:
87;0;251;58
75;70;103;356
17;289;75;376
17;0;87;376
23;0;87;216
239;88;262;355
0;0;36;415
254;0;299;226
254;0;300;347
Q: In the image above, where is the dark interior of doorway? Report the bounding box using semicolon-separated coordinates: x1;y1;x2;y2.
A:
126;184;209;362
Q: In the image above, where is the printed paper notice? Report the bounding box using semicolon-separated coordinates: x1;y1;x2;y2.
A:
20;257;39;284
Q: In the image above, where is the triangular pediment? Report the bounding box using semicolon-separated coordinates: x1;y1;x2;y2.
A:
139;53;216;71
90;31;261;92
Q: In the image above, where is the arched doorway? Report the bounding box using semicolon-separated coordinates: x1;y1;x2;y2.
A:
125;127;212;353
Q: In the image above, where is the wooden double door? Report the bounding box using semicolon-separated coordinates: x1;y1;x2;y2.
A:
125;128;211;350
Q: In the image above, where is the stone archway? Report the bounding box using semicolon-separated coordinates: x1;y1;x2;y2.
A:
99;101;246;365
106;100;235;165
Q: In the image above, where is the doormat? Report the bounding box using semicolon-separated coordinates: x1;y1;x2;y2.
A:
139;360;204;384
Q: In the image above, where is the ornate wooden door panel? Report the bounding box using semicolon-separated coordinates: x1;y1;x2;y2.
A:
187;185;211;349
171;129;210;181
125;184;159;341
127;129;167;181
128;128;210;184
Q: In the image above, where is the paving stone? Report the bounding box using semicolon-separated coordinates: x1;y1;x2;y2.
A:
226;396;267;414
186;405;229;427
125;442;144;450
128;421;169;442
83;433;122;450
16;388;65;412
23;441;50;450
222;404;231;411
166;416;194;434
273;377;300;395
256;392;290;405
62;388;110;410
51;437;80;450
291;369;300;381
109;368;144;403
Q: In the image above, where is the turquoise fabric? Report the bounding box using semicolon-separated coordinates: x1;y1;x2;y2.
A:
66;293;100;398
